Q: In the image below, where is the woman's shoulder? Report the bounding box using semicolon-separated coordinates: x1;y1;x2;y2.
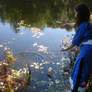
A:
78;21;92;30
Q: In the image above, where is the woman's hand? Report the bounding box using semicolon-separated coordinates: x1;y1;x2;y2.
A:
61;47;68;51
60;23;75;28
61;44;75;51
60;24;69;28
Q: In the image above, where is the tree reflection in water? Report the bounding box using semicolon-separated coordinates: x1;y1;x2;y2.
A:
0;0;92;32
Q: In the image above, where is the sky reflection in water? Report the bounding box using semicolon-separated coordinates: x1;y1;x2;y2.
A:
0;21;75;92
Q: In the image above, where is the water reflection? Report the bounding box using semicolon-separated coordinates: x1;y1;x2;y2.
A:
0;0;92;32
0;0;92;92
33;43;48;54
0;20;74;91
32;31;45;38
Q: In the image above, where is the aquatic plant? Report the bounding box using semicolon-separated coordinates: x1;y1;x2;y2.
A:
0;49;32;92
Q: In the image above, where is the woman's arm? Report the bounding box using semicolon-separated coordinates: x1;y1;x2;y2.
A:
61;44;75;51
60;23;75;28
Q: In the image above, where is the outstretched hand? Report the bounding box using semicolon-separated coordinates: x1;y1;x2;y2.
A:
60;23;75;28
61;47;68;51
61;44;75;52
60;24;69;28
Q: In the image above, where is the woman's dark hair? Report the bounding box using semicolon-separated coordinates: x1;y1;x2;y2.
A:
74;3;90;26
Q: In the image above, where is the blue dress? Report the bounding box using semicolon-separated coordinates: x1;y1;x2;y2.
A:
71;21;92;89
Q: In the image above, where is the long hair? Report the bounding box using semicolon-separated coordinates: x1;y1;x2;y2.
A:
74;3;90;26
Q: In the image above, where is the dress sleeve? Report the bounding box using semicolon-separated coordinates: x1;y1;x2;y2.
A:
72;26;85;46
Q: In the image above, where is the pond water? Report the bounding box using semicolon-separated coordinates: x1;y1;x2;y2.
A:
0;21;74;92
0;0;92;92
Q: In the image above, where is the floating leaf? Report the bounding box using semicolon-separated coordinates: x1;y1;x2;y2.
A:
20;51;24;57
37;45;48;53
33;42;38;47
55;80;60;84
48;67;53;72
34;65;40;69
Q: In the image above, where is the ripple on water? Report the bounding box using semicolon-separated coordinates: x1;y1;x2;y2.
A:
14;51;71;92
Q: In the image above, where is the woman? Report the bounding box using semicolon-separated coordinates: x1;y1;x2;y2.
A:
61;3;92;92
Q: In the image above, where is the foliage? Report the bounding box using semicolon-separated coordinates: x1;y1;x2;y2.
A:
0;49;32;92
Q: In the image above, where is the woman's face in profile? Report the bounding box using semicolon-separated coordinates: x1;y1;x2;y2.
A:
74;10;78;19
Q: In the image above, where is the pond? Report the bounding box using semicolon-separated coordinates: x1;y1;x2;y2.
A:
0;0;92;92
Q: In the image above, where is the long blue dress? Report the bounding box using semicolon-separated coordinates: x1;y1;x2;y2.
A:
71;21;92;89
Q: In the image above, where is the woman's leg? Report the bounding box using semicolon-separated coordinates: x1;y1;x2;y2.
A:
72;58;84;92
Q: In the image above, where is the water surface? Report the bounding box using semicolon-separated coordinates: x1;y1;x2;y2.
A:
0;0;92;92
